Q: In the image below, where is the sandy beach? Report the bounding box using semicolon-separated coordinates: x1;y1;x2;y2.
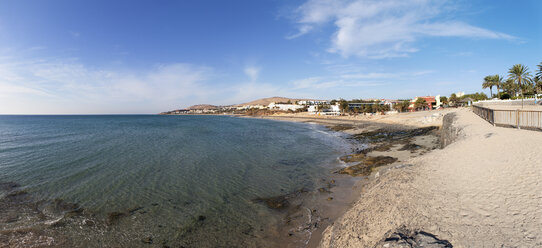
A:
257;107;542;247
315;108;542;247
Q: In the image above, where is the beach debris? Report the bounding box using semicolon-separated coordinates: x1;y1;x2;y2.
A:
376;228;453;248
327;197;333;201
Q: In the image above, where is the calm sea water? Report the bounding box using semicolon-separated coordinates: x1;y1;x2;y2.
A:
0;115;349;247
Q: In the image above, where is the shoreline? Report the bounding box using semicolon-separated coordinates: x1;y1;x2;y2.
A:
248;110;450;247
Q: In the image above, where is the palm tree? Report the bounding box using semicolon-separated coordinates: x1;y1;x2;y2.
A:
508;64;533;108
493;74;503;98
537;62;542;80
482;75;495;97
502;79;518;97
534;76;542;99
414;98;427;111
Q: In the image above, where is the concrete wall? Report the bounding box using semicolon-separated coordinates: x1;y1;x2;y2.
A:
475;99;536;107
440;112;464;148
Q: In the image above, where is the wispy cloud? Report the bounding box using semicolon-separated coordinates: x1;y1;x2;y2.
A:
292;76;384;89
290;0;515;58
244;66;261;82
340;72;394;79
285;25;313;39
0;56;220;113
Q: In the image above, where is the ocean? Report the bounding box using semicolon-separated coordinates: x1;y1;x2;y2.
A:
0;115;350;247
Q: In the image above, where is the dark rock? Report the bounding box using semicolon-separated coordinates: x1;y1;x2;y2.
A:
106;212;126;225
399;143;421;152
263;196;288;209
354;126;438;144
5;213;19;223
318;187;332;193
373;143;394;152
363;156;398;166
328;124;354;131
141;236;153;244
339;153;366;163
51;198;82;216
242;225;253;235
337;163;372;176
7;190;28;197
128;206;144;214
0;182;20;191
376;228;453;248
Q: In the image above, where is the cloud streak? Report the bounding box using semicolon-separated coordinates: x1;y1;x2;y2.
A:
0;56;220;114
290;0;515;58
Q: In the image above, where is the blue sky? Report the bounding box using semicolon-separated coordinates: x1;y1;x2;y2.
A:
0;0;540;114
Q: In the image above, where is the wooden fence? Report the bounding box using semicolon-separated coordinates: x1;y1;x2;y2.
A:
472;105;542;130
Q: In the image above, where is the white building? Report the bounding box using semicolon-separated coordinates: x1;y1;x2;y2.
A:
236;105;267;110
435;94;442;108
268;102;305;111
297;100;329;105
308;104;340;115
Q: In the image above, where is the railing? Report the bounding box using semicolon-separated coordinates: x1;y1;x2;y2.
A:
472;105;542;130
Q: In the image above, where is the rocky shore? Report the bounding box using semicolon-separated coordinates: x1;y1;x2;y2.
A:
252;109;450;247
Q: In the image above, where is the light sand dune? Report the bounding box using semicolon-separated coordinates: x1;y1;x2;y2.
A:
319;108;542;247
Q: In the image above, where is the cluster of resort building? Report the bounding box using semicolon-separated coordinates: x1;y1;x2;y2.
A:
162;93;468;115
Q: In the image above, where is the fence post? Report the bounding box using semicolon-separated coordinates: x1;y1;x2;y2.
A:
492;109;495;126
516;109;521;129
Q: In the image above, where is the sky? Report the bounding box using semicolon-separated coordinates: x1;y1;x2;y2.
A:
0;0;540;114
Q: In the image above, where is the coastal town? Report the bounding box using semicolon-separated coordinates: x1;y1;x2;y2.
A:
160;92;479;116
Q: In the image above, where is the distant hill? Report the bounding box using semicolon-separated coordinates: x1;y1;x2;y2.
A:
187;104;219;110
234;97;324;107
